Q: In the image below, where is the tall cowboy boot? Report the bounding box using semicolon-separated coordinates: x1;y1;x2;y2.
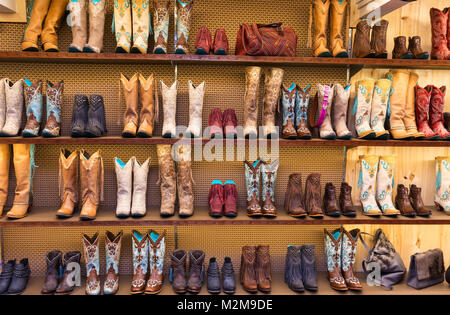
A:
317;84;336;140
41;250;62;294
131;157;150;217
41;0;69;52
83;0;106;53
284;173;307;217
114;157;134;218
153;0;170;54
256;245;271;292
341;228;362;290
429;85;450;140
1;79;24;137
170;249;187;294
104;231;123;295
85;94;107;137
6;145;36;219
404;72;424;139
392;36;413;59
137;74;158;138
79;150;104;220
352;20;375;58
121;73;139;137
56;149;79;218
55;251;81;295
161;81;177;138
0;79;7;132
415;85;439;140
435;156;450;214
68;0;88;52
332;83;352;139
358;155;382;216
261;159;279;217
82;232;101;295
243;67;262;138
369;79;391;140
71;95;89;137
131;0;151;54
388;70;413;139
157;145;176;216
176;144;194;217
185;81;205;138
223;108;238;139
304;173;323;218
408;36;429;59
313;0;331;57
295;85;312;139
145;230;166;294
284;246;304;292
244;160;262;217
240;246;257;293
330;0;348;58
281;83;297;139
352;79;376;139
22;80;44;138
43;80;64;137
113;0;132;53
370;20;388;58
430;8;450;60
324;227;347;291
22;0;52;51
208;108;223;139
131;230;149;294
0;144;10;217
187;250;205;294
175;0;193;54
263;68;284;138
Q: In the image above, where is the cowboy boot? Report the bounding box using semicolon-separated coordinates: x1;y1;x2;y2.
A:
295;85;312;139
161;81;177;138
43;80;64;137
83;0;106;53
68;0;88;52
157;145;176;216
324;228;347;291
213;28;229;55
284;173;307;217
256;245;271;292
352;79;376;139
121;74;139;137
41;0;69;52
208;180;224;217
104;231;122;295
56;149;79;218
176;144;194;217
153;0;170;54
404;72;424;139
195;26;213;55
145;230;166;294
55;251;81;295
395;184;416;217
186;81;205;138
1;79;24;137
435;156;450;214
21;0;52;51
429;85;450;140
330;0;348;58
131;230;149;294
317;84;336;139
409;36;429;59
447;7;450;51
332;84;352;139
240;246;257;293
281;83;297;139
170;249;187;294
339;182;356;217
369;79;391;140
358;155;382;216
131;0;151;54
244;160;262;217
85;94;107;137
223;180;238;217
79;150;104;220
263;68;284;138
261;159;279;217
113;0;132;53
341;228;362;290
304;173;323;218
370;19;388;58
208;108;223;138
284;246;304;292
388;70;414;140
82;232;101;295
22;80;43;138
0;79;7;132
175;0;193;54
137;74;158;138
71;95;89;137
392;36;413;59
131;157;150;217
0;144;10;216
41;250;62;294
415;85;440;140
352;20;375;58
313;0;331;57
301;245;318;291
323;183;340;217
6;145;36;219
430;8;450;60
114;157;134;218
243;67;262;138
409;185;432;217
187;250;205;294
223;108;237;139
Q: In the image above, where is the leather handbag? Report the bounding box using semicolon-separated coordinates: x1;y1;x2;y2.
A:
406;249;445;290
359;229;406;290
235;23;297;57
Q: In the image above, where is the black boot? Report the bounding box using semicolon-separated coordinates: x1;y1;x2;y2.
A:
301;245;318;291
284;246;304;292
221;257;236;294
206;257;220;294
41;250;62;295
71;95;89;138
7;258;30;295
0;260;15;294
85;95;107;138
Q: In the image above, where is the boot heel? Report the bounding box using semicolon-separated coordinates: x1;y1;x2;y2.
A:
435;202;444;212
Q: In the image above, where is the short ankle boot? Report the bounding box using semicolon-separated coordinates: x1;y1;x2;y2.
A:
170;249;187;294
395;184;416;217
55;251;81;295
409;36;429;59
284;246;304;292
305;173;324;218
42;80;64;137
187;250;205;294
0;260;15;294
301;244;318;291
352;20;375;58
41;250;62;295
7;258;30;295
393;36;413;59
22;79;43;138
213;28;229;55
370;19;388;58
71;95;89;138
195;26;213;55
339;182;356;217
223;181;238;217
222;257;236;294
409;185;432;217
285;173;307;217
261;159;279;217
223;108;237;138
208;180;224;217
256;245;271;292
323;183;340;217
85;95;107;138
208;108;223;138
207;257;220;294
82;232;101;295
240;245;257;293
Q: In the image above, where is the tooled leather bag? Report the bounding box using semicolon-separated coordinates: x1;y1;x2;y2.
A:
406;249;445;290
235;23;297;57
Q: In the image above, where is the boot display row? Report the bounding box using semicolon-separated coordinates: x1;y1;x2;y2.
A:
206;257;236;294
284;245;317;293
195;27;229;55
207;108;238;139
352;19;388;59
170;249;205;294
71;94;107;138
430;7;450;60
208;180;238;218
241;245;271;293
0;258;31;295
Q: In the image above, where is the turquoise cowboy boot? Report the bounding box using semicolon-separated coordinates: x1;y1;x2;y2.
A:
295;85;312;139
42;80;63;137
324;227;347;291
104;231;123;295
261;159;279;217
131;230;149;294
146;230;166;294
175;0;193;54
22;79;43;138
244;160;262;217
282;83;297;139
82;232;101;296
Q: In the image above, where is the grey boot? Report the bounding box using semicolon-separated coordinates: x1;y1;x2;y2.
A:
131;157;150;217
301;244;318;291
1;79;24;137
284;246;304;292
332;83;352;140
0;79;7;132
114;157;134;218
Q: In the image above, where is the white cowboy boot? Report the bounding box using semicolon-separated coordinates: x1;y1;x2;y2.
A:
0;79;6;132
186;81;205;138
318;84;336;139
161;80;177;138
376;156;400;216
332;83;352;139
68;0;87;52
1;79;24;137
358;155;382;216
114;157;134;218
435;156;450;215
370;79;391;140
113;0;132;53
84;0;106;53
352;79;376;140
131;157;150;217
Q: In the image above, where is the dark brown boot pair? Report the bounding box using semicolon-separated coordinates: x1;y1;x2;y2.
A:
240;245;271;293
395;184;432;217
42;251;82;295
323;182;356;217
352;19;388;58
170;249;205;294
393;36;429;59
285;173;323;218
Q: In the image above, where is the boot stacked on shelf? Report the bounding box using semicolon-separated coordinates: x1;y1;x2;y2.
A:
206;257;236;294
207;108;238;139
195;27;229;55
71;94;107;138
284;245;318;292
0;79;24;137
392;36;429;59
352;19;389;59
208;180;238;218
170;249;205;294
430;7;450;60
51;251;81;295
0;258;31;295
241;245;272;293
185;81;206;138
175;0;194;54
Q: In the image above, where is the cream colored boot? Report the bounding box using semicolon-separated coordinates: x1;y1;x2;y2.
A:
404;72;424;139
370;79;391;140
185;81;205;138
113;0;132;53
1;79;24;137
161;81;177;138
358;155;382;216
376;156;400;216
84;0;106;53
68;0;88;52
352;79;376;140
435;156;450;215
114;157;134;218
243;67;262;138
0;79;7;132
131;157;150;217
262;68;284;138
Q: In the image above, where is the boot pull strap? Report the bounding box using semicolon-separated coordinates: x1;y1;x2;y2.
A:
306;3;312;48
154;77;160;123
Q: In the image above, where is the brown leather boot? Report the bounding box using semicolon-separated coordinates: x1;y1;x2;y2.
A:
244;160;263;217
137;74;159;138
56;149;79;218
392;36;413;59
41;250;62;295
352;20;375;58
21;0;52;51
121;73;139;138
55;251;81;295
323;183;340;217
240;246;257;293
408;36;429;59
330;0;348;58
284;174;307;217
131;231;149;294
104;231;123;295
261;159;279;217
41;0;69;52
170;249;187;294
370;19;388;58
263;68;284;138
79;150;103;221
145;230;166;295
82;232;101;295
313;0;332;57
409;185;432;217
187;250;205;294
339;182;356;217
324;228;347;291
175;144;194;217
256;245;271;292
304;173;324;218
341;229;362;291
395;184;416;217
157;145;176;217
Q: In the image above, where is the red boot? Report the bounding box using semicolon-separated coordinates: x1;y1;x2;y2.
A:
208;180;224;217
213;29;229;55
223;181;238;217
428;85;450;140
430;8;450;60
415;85;440;140
208;108;223;138
223;108;237;138
195;27;213;55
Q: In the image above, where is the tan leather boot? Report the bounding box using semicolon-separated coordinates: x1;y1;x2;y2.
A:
157;145;176;216
175;144;194;217
330;0;348;58
0;144;10;217
41;0;69;52
352;20;375;58
6;145;36;219
388;70;414;140
121;74;139;138
68;0;88;52
404;72;424;139
243;67;262;138
240;246;257;293
79;150;103;220
255;245;272;292
22;0;52;51
56;149;79;218
262;68;284;138
84;0;106;53
313;0;332;57
137;74;159;138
